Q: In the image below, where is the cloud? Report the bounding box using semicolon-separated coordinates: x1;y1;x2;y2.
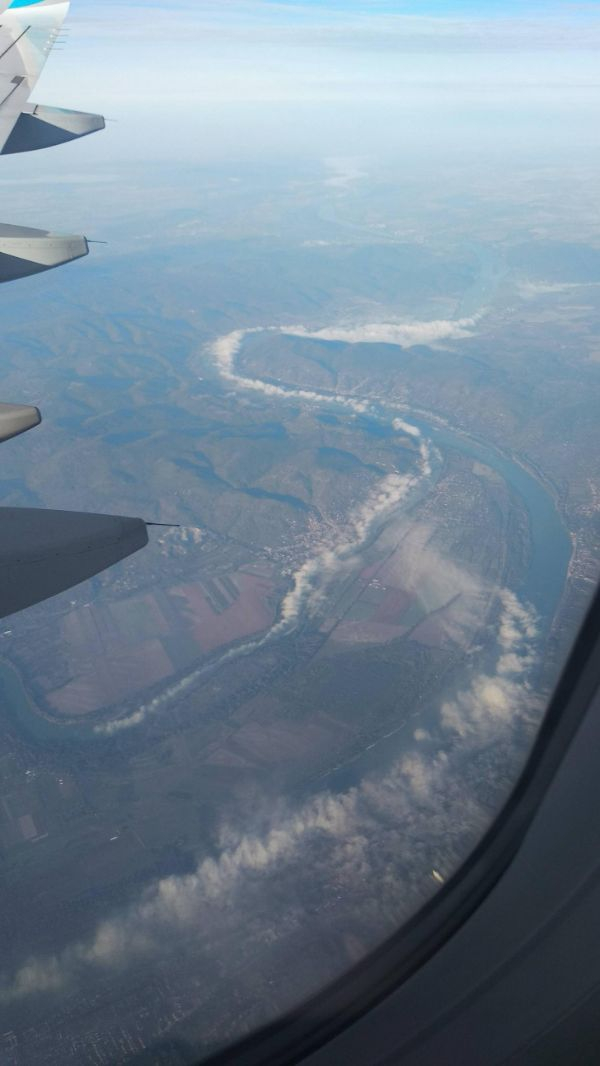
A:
213;327;374;415
97;468;430;737
441;589;540;739
41;0;600;124
211;320;461;429
211;328;250;375
1;580;542;1027
273;468;425;630
96;324;434;736
284;317;477;348
393;417;421;438
157;525;204;560
0;788;362;1005
95;658;217;736
84;320;541;1053
378;518;488;637
323;156;368;188
519;280;600;297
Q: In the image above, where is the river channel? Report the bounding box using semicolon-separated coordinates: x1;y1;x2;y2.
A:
0;401;571;748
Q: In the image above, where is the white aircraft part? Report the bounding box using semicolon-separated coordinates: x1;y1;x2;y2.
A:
0;1;93;278
2;103;105;154
0;222;88;280
0;1;70;152
0;401;40;441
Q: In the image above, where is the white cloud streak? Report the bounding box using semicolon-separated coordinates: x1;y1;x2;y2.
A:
1;577;541;1013
441;589;541;739
213;326;373;414
96;467;430;737
99;308;484;738
2;321;540;1009
273;468;424;631
98;318;446;735
284;317;477;348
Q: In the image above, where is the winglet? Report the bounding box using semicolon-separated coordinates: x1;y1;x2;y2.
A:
0;224;88;282
0;403;41;443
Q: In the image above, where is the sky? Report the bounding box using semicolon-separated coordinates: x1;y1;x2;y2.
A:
19;0;600;165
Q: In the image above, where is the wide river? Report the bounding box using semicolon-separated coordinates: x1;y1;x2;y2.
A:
0;408;572;748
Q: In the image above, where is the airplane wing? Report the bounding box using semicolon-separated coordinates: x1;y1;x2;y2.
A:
0;509;150;619
0;0;105;281
0;3;151;616
0;401;40;441
0;0;70;152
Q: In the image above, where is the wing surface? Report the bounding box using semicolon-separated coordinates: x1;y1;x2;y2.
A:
0;0;69;152
0;4;150;618
0;401;40;440
0;509;150;619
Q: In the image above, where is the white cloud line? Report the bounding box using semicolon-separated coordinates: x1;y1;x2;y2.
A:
2;584;540;1008
5;310;542;1003
283;317;477;348
441;588;541;739
96;465;428;737
99;315;465;736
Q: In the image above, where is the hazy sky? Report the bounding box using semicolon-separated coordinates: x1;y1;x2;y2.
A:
16;0;600;163
25;0;596;155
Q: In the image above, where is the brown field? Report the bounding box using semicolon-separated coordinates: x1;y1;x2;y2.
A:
372;588;413;623
42;570;276;719
329;620;407;646
48;639;174;717
170;572;275;654
61;595;170;658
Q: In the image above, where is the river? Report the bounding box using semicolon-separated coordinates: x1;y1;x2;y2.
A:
0;330;572;747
